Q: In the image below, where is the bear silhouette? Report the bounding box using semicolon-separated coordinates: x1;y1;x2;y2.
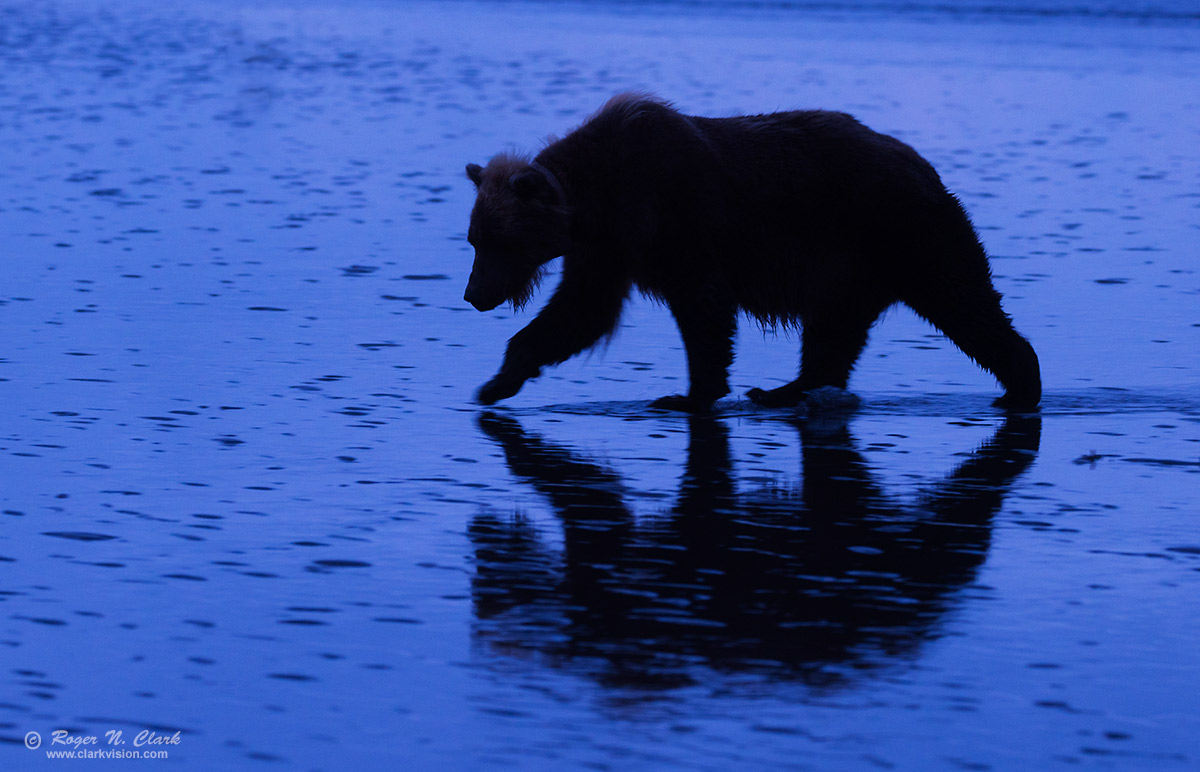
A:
464;93;1040;411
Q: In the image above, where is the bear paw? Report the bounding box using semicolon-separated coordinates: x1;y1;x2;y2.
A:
476;373;526;405
746;385;803;408
992;391;1040;412
648;394;714;414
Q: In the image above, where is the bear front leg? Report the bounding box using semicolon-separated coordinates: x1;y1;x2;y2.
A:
650;299;735;413
475;265;629;405
476;328;545;406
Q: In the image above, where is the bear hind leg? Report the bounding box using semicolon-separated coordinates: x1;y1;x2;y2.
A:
904;286;1041;409
748;314;874;407
651;298;736;413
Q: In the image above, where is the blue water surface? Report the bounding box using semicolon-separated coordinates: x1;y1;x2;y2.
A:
1;0;1197;769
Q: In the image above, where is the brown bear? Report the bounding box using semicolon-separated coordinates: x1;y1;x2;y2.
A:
463;93;1041;412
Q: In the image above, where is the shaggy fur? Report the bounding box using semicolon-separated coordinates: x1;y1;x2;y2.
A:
463;93;1041;411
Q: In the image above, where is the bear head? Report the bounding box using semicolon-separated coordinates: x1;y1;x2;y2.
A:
463;155;570;312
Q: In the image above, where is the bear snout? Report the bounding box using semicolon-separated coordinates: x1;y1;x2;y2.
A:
464;283;502;312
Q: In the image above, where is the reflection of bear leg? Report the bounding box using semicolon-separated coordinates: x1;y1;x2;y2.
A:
904;283;1041;409
652;301;735;412
748;314;874;407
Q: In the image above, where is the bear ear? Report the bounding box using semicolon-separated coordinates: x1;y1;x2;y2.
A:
508;169;548;201
465;163;484;187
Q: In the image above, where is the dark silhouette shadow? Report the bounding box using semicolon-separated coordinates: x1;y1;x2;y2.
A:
470;410;1041;690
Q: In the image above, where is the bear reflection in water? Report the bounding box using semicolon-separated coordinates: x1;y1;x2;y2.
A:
470;411;1040;688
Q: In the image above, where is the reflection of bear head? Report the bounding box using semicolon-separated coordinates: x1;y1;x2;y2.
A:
464;154;571;312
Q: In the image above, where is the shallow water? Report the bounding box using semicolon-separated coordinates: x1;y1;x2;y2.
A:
1;0;1198;769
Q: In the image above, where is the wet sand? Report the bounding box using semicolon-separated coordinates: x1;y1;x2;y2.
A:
1;0;1198;769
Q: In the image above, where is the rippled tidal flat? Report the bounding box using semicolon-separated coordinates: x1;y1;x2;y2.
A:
1;0;1198;769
